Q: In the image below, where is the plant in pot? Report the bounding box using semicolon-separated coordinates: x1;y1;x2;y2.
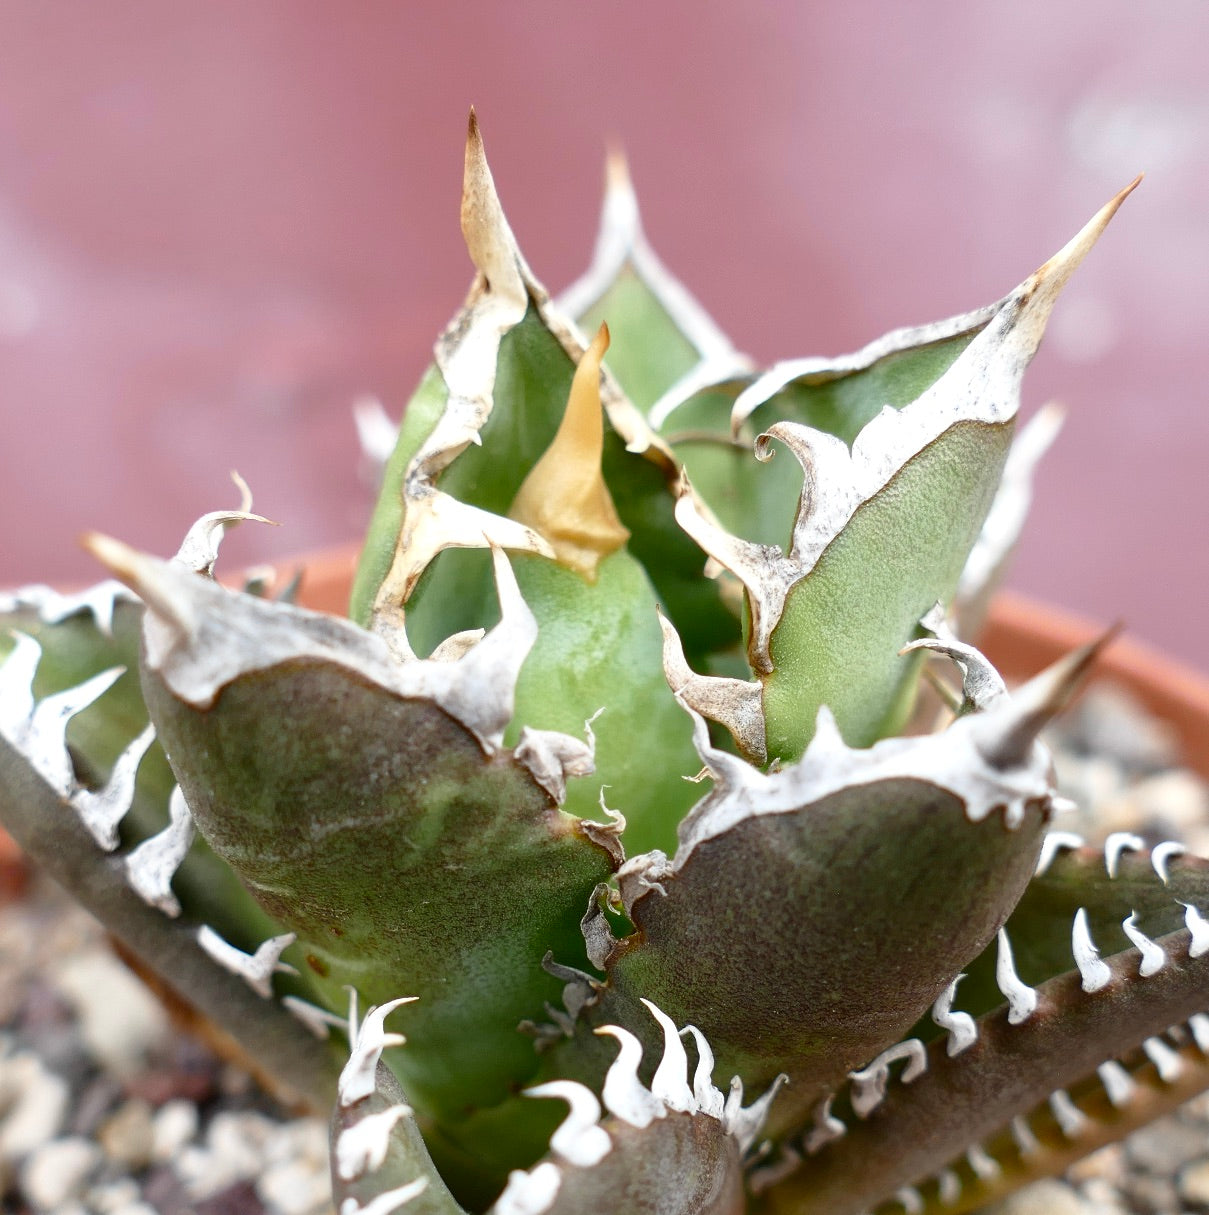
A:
2;112;1207;1215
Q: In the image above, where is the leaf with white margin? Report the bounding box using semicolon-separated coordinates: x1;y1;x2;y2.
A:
604;642;1092;1140
675;180;1138;758
88;530;617;1179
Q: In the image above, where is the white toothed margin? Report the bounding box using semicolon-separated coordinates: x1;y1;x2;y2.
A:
995;929;1038;1024
336;1103;414;1181
848;1040;927;1118
1072;908;1113;993
104;538;536;755
931;976;977;1055
1183;904;1209;957
657;609;766;763
965;1143;1002;1181
70;723;156;850
802;1096;846;1154
0;635;125;797
525;1081;612;1168
514;712;598;805
1122;913;1167;977
0;580;141;637
1035;831;1085;876
491;1164;561;1215
892;1186;924;1214
123;785;195;916
672;693;1059;868
196;926;299;999
174;508;274;576
594;1025;667;1129
957;402;1065;611
1009;1114;1041;1158
724;1073;788;1154
904;603;1008;712
339;997;418;1107
641;998;695;1112
283;996;346;1039
1142;1036;1185;1083
1188;1013;1209;1052
676;186;1131;670
1097;1060;1137;1107
1104;831;1144;878
340;1179;429;1215
936;1168;962;1205
1048;1089;1089;1138
1152;841;1187;884
681;1025;726;1119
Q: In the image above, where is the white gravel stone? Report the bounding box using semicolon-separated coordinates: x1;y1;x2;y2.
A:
18;1135;103;1209
257;1157;333;1215
177;1110;276;1200
85;1177;142;1213
1179;1159;1209;1206
98;1097;155;1169
0;1050;69;1161
50;950;169;1077
150;1097;199;1162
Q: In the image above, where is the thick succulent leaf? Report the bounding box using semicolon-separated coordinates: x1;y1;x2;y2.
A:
0;727;340;1111
759;924;1209;1215
558;149;751;414
95;539;617;1181
0;589;288;952
673;181;1137;758
951;842;1209;1022
603;657;1082;1140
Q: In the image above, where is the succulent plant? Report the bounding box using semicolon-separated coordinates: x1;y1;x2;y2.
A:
1;112;1206;1215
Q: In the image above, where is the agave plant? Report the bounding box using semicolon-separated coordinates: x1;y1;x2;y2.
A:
1;112;1206;1215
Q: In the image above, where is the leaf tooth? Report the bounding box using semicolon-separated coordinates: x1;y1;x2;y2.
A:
1034;830;1085;876
1182;903;1209;958
1187;1013;1209;1053
1096;1059;1137;1107
523;1080;611;1169
724;1072;788;1154
1122;912;1167;976
335;1103;414;1182
173;488;275;576
339;1179;429;1215
965;1142;1002;1181
930;975;977;1056
514;724;596;807
70;723;156;851
195;925;299;1000
26;666;125;796
1047;1089;1090;1138
593;1024;665;1128
1151;840;1188;884
1071;908;1113;993
123;785;195;917
801;1095;846;1154
640;999;694;1114
935;1168;962;1205
995;928;1037;1024
338;996;417;1109
1104;831;1145;878
657;609;766;763
1142;1036;1185;1083
282;996;345;1040
1009;1114;1042;1158
679;1025;725;1120
891;1185;924;1214
902;605;1008;713
490;1163;561;1215
0;632;42;736
848;1040;927;1118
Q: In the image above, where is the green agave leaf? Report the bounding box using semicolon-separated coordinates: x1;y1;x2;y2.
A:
673;180;1138;758
0;587;286;953
92;534;617;1190
598;643;1095;1141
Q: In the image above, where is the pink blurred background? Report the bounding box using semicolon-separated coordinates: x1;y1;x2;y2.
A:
1;3;1206;666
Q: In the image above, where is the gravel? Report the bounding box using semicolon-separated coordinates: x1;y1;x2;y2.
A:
1;679;1207;1214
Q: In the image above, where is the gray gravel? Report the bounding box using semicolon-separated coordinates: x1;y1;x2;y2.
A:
1;681;1207;1214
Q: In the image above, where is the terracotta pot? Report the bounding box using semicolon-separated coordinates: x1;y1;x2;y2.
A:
5;556;1209;896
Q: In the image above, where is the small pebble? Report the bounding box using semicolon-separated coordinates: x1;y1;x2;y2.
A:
18;1135;102;1209
985;1177;1107;1214
0;1049;70;1160
1125;1120;1209;1174
151;1097;200;1162
257;1158;332;1215
98;1097;155;1168
1179;1158;1209;1206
